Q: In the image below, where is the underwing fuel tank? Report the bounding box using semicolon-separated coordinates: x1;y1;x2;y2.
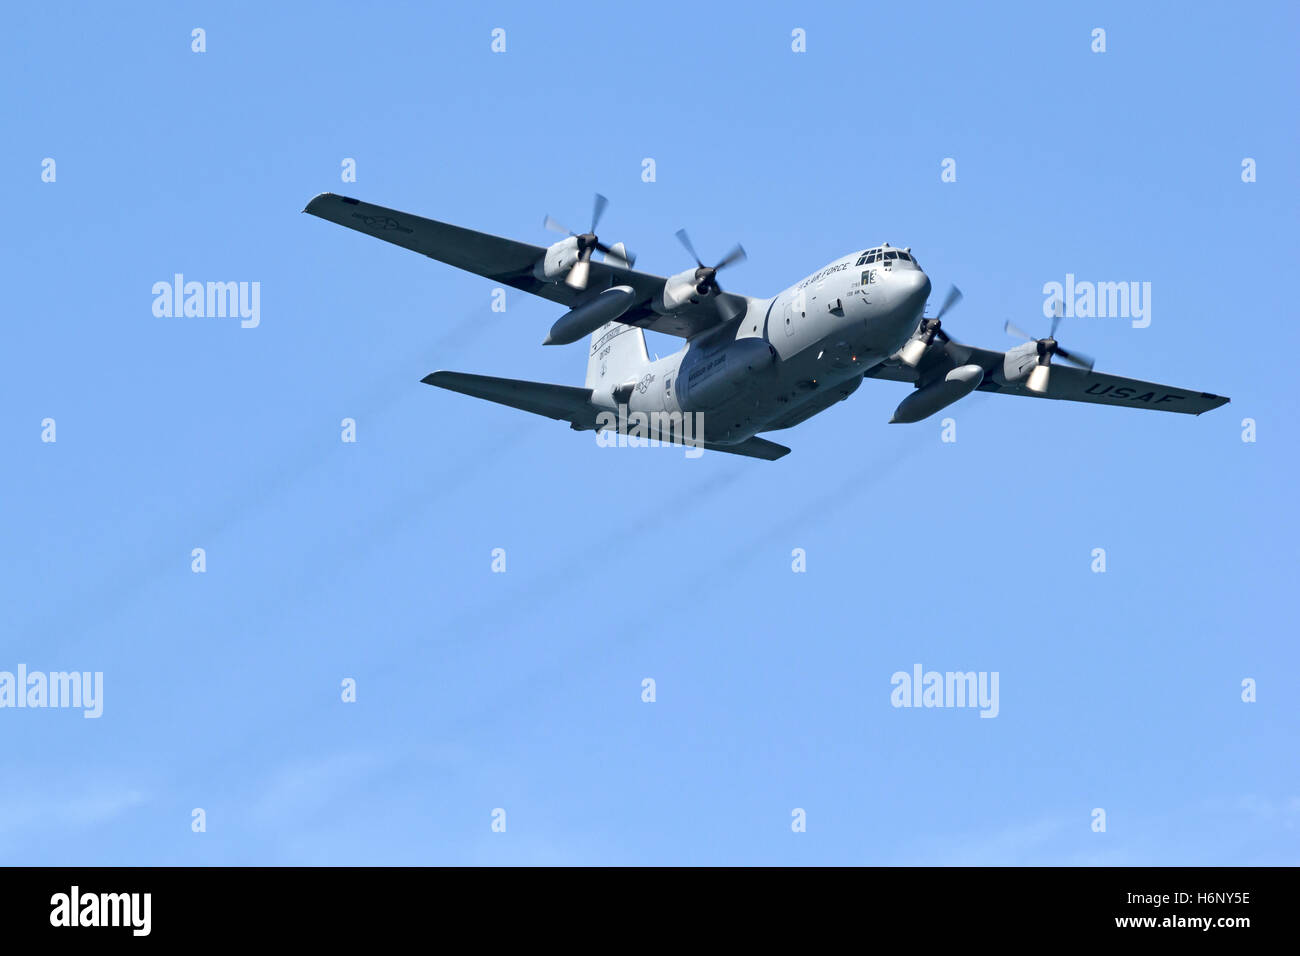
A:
543;285;636;345
889;364;984;423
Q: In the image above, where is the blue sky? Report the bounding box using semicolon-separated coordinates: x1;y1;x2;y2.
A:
2;1;1296;864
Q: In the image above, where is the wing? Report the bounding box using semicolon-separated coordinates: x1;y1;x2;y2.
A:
864;340;1229;416
305;193;740;339
422;371;790;459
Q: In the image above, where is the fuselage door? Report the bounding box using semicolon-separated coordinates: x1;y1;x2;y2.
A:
664;370;680;414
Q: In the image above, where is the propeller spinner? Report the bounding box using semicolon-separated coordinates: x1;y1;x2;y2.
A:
543;193;635;290
899;285;963;367
674;229;746;297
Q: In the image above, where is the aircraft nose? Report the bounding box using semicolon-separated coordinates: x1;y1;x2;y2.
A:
898;269;931;316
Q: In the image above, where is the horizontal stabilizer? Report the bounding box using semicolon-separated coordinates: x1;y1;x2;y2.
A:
423;371;791;459
703;437;791;460
422;371;597;427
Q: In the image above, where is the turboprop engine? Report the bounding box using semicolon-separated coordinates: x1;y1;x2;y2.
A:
533;236;581;284
1001;305;1095;393
653;229;748;320
680;337;777;409
654;269;702;314
534;193;635;290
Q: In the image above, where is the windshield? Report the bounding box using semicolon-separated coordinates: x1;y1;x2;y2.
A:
856;247;918;267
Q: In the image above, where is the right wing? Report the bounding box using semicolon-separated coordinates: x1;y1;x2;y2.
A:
306;193;743;339
865;340;1229;416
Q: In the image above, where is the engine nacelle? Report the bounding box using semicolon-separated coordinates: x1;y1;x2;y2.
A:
1001;342;1039;383
653;269;701;314
533;236;581;283
680;337;777;409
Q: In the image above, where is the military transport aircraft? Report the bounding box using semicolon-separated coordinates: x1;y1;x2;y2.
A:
304;192;1229;460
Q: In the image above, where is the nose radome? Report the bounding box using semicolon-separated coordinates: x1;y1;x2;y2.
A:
899;269;931;314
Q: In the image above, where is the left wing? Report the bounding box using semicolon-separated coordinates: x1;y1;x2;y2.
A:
865;340;1229;416
304;193;741;339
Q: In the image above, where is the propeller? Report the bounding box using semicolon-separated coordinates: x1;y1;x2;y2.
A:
1004;300;1095;394
543;193;635;290
899;284;963;367
674;229;747;297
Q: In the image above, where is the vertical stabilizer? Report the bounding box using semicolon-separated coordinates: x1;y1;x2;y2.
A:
586;321;649;390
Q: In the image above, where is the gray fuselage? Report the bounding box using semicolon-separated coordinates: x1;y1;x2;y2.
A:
592;247;931;443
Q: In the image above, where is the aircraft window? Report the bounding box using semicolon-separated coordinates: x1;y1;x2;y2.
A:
898;252;912;262
865;254;876;263
884;251;898;260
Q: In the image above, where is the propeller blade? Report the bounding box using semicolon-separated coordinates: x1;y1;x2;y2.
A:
933;285;963;321
590;193;608;234
934;327;963;347
1055;346;1095;371
592;239;636;267
1049;297;1065;337
1005;320;1035;342
674;228;703;266
1026;363;1051;394
610;243;636;268
714;244;747;270
544;215;574;236
565;258;591;290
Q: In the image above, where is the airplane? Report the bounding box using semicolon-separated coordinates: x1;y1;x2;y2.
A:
304;192;1229;461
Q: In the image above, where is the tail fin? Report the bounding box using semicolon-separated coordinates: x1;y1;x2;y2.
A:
586;320;649;390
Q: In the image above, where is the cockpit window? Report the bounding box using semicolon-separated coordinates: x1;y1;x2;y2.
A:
858;247;925;266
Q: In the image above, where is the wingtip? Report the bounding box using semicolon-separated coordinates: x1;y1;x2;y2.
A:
303;191;355;215
1195;393;1231;415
